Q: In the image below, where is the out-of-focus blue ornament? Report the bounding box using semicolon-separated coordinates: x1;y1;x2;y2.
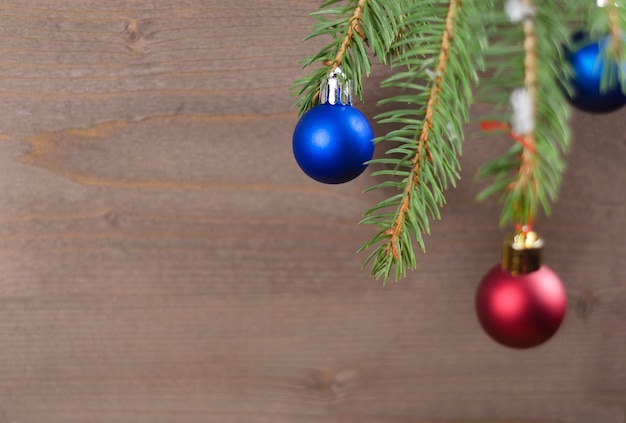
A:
564;32;626;113
293;68;374;184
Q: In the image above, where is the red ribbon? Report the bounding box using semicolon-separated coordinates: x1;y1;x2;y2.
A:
479;121;535;154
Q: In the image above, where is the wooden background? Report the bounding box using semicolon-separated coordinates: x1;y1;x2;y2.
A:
0;1;624;422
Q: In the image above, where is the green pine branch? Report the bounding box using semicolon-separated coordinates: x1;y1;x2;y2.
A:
580;0;626;92
359;0;486;281
291;0;406;116
292;0;625;281
605;0;626;91
476;0;575;228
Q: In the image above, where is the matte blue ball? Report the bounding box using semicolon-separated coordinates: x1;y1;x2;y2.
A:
565;33;626;113
293;103;374;184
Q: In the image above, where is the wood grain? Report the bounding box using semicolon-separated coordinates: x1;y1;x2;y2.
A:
0;1;624;422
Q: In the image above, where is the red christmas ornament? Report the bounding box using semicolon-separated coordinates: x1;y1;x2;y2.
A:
475;232;567;349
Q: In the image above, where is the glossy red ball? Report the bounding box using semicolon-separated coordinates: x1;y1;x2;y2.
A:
475;265;566;349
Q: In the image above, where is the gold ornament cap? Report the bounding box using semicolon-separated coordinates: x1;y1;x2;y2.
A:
501;231;544;275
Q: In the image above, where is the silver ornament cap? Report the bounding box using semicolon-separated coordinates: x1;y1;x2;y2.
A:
319;67;353;106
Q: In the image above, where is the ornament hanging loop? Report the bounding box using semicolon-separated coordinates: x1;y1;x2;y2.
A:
320;67;353;106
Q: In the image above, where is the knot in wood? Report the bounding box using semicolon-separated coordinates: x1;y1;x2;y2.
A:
307;369;357;400
125;18;144;48
104;210;119;227
575;290;597;321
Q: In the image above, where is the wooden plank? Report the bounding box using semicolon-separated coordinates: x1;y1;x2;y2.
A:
0;1;624;422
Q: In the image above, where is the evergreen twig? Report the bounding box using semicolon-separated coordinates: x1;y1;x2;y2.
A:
605;0;626;91
331;0;367;70
508;1;539;228
291;0;403;116
608;0;622;55
371;0;458;263
359;0;485;281
477;0;572;228
293;0;623;281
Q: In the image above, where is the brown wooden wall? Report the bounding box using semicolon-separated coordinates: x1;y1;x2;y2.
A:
0;1;624;422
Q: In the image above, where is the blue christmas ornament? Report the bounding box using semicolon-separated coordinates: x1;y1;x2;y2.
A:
293;68;374;184
564;32;626;114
